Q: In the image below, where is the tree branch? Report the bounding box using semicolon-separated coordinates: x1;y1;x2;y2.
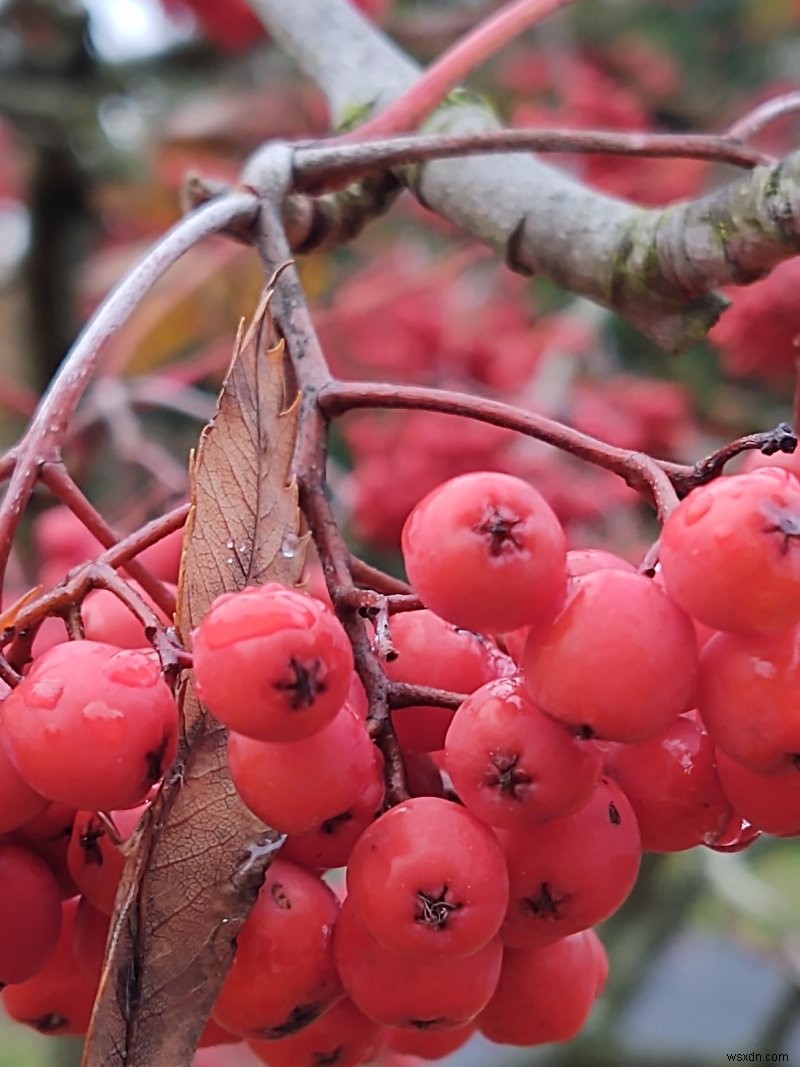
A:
247;0;800;352
0;192;257;598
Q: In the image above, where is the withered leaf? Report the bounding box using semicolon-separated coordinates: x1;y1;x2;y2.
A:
82;284;306;1067
178;282;307;646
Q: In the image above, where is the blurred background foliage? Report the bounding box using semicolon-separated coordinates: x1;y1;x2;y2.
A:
2;1;800;1065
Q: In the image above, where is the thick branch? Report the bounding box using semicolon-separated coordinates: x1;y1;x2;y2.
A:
249;0;800;351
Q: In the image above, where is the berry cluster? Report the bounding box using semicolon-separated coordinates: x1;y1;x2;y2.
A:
0;641;178;1036
3;463;800;1064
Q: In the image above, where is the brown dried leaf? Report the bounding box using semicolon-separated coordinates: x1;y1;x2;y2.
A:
82;286;305;1067
178;285;307;647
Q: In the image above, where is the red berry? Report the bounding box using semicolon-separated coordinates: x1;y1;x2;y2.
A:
0;843;62;985
72;897;110;986
333;896;502;1029
565;547;636;577
8;803;80;900
403;751;447;798
387;1021;475;1059
0;714;48;834
478;930;601;1046
523;569;698;742
248;997;383;1067
603;714;732;851
499;778;641;949
13;801;76;842
67;804;146;915
660;468;800;634
698;626;800;772
502;549;635;663
281;761;384;871
2;897;96;1035
228;705;381;835
716;748;800;836
445;675;602;828
402;472;567;634
1;641;177;811
346;796;509;960
34;507;102;589
82;585;171;649
197;1017;239;1049
213;859;343;1038
193;584;353;742
586;928;610;995
135;527;184;583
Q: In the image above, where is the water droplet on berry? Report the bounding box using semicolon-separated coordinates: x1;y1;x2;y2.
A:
683;494;713;525
82;701;126;740
26;678;63;709
83;701;124;722
225;540;234;550
226;557;234;565
107;650;157;688
752;657;776;679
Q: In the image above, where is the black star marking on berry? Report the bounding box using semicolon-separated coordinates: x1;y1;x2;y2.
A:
274;657;327;709
521;881;570;920
312;1049;344;1066
266;1002;322;1038
485;752;532;800
475;507;524;557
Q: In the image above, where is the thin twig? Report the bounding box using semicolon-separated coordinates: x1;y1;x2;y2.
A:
295;128;766;193
0;505;188;641
245;148;409;804
319;379;680;517
662;422;797;495
0;192;257;599
336;0;575;143
370;598;397;663
40;464;177;619
726;90;800;141
387;682;467;711
349;555;413;595
89;565;183;679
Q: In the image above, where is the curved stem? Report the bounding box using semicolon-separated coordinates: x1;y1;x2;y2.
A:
0;504;189;640
660;423;797;494
349;555;413;596
320;379;680;518
387;682;467;711
336;0;574;143
0;192;257;598
40;464;177;619
726;90;800;141
246;152;409;803
295;128;765;193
